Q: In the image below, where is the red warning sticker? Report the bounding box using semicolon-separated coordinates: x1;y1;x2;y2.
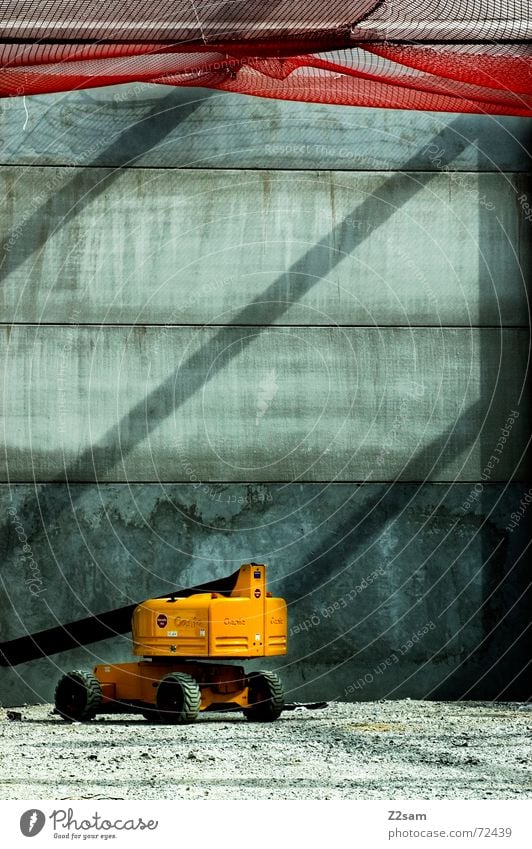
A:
254;589;261;599
156;614;168;628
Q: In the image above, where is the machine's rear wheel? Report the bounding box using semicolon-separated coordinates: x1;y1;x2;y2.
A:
54;671;102;722
244;671;284;722
155;673;201;724
142;708;162;723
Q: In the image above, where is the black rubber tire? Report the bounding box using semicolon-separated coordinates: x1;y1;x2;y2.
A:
54;671;102;722
142;709;163;723
244;671;284;722
155;673;201;724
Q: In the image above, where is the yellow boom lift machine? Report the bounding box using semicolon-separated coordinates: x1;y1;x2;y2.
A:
54;563;290;724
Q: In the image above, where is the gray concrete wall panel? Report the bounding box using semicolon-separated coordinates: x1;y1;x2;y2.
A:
0;86;530;172
1;326;528;482
0;168;529;327
0;482;528;706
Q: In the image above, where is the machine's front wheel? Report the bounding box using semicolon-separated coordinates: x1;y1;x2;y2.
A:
244;671;284;722
155;673;201;724
54;671;102;722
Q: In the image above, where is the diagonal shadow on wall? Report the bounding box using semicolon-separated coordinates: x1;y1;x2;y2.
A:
35;118;476;481
0;88;216;277
0;116;497;675
1;397;486;669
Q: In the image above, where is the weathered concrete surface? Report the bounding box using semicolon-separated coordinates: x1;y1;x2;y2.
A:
0;483;529;706
0;168;529;326
0;85;530;172
0;326;528;481
0;83;529;716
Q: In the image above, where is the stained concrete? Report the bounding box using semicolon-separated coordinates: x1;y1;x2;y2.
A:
0;482;529;706
0;85;530;172
0;326;528;481
0;168;529;326
0;84;529;709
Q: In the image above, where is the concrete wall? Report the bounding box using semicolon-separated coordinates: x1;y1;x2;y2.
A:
0;85;530;706
1;168;529;326
1;326;529;482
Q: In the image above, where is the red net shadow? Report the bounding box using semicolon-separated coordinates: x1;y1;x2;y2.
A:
0;1;530;114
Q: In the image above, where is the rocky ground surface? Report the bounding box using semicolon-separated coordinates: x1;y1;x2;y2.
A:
0;700;530;800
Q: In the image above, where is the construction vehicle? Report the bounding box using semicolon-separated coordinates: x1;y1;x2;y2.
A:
53;563;289;724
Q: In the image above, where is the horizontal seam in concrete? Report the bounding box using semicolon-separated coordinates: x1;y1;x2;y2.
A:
0;481;524;487
0;165;529;175
3;480;528;486
0;323;529;330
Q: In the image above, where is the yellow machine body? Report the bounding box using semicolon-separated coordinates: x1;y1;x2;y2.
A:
94;660;252;712
131;562;287;659
54;564;289;723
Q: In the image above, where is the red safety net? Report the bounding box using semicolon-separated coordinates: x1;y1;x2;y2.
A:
0;1;530;114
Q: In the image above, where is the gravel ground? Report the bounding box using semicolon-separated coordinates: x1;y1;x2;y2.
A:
0;701;530;800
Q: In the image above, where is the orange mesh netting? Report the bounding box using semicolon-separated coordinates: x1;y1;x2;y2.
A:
0;1;531;114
